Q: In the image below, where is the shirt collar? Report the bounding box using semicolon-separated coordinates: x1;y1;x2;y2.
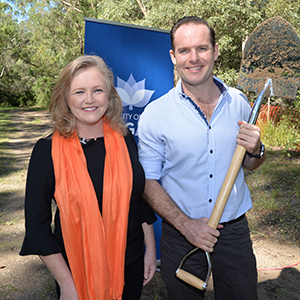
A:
176;76;229;99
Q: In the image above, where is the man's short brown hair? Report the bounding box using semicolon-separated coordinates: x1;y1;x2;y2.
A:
170;16;216;51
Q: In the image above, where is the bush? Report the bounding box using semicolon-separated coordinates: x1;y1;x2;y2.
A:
260;114;300;151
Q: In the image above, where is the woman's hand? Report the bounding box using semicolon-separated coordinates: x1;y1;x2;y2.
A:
143;244;157;286
142;223;157;286
59;284;79;300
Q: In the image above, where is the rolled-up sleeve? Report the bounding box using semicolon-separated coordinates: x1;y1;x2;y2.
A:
137;104;164;181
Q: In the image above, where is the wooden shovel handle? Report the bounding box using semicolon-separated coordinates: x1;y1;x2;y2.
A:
176;269;206;290
207;80;271;229
208;144;247;229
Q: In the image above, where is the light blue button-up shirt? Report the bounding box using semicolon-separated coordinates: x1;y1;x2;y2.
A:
138;77;253;222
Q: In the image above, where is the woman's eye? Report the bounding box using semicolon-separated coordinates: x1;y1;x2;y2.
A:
75;91;84;95
94;88;103;93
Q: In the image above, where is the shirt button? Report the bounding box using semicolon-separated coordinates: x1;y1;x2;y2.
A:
209;199;212;203
209;174;213;178
210;150;213;154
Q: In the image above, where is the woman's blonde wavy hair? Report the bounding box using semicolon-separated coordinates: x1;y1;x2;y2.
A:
49;55;126;138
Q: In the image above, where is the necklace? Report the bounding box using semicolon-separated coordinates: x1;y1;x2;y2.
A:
78;136;92;145
78;136;104;145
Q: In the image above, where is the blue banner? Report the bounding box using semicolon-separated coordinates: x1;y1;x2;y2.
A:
84;18;174;260
84;18;173;138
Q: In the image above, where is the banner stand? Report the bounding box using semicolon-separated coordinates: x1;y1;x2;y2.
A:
84;17;174;261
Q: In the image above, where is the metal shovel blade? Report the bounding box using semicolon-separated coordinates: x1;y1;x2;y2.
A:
237;16;300;99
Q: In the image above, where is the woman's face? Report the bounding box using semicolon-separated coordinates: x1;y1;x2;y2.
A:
67;67;109;137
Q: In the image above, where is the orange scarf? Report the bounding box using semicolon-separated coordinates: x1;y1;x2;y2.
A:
51;121;133;300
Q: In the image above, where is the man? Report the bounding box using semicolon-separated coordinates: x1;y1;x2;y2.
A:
137;16;266;300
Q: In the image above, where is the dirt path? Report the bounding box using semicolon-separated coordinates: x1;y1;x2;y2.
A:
0;109;299;300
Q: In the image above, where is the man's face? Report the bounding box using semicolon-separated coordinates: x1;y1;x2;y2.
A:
170;23;219;92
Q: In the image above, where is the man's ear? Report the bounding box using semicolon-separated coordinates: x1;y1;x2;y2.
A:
169;49;176;65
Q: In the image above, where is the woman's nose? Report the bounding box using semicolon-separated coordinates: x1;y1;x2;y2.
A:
84;92;94;104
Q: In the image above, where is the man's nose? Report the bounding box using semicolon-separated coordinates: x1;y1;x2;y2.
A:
189;49;199;62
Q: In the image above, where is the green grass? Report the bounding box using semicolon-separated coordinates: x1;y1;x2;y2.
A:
275;284;300;300
30;119;42;125
245;148;300;246
260;115;300;152
0;112;17;177
245;109;300;245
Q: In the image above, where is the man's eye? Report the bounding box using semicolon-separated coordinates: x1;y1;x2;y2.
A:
179;49;188;54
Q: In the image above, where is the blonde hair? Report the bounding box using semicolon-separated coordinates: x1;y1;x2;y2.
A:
49;55;126;138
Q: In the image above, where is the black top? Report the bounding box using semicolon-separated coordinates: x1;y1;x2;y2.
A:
20;131;156;266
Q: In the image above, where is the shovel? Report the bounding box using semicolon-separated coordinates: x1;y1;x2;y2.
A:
176;16;300;291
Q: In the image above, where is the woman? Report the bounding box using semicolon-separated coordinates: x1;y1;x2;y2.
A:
20;55;157;300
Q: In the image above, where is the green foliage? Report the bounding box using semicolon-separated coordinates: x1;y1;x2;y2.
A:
262;115;300;151
214;67;239;88
293;90;300;109
0;2;35;106
1;0;300;108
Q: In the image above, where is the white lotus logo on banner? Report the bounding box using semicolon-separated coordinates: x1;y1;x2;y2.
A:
116;74;155;110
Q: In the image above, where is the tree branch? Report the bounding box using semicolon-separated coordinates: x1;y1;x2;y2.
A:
136;0;147;18
62;0;82;13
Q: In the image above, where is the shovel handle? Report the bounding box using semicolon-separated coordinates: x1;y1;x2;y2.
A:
208;80;272;229
208;144;247;229
176;145;246;289
176;269;206;290
175;81;272;290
